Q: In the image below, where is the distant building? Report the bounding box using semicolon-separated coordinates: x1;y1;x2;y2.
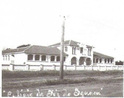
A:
115;61;124;65
2;40;114;70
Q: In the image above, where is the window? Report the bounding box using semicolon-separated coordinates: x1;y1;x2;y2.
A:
80;47;83;53
88;48;91;56
105;59;107;63
35;55;40;60
100;59;102;63
42;55;46;61
72;46;76;55
96;58;98;63
57;56;60;61
51;56;55;61
65;46;68;52
111;59;113;63
28;54;33;60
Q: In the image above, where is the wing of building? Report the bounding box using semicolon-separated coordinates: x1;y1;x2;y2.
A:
2;45;67;65
2;40;114;71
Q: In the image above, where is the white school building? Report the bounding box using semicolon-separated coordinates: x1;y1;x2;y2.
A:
2;40;115;71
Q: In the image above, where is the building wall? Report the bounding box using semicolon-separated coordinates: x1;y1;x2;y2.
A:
2;43;114;67
2;53;64;65
93;57;114;66
56;44;93;66
2;53;27;65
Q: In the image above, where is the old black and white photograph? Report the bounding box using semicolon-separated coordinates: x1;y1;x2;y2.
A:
0;0;124;97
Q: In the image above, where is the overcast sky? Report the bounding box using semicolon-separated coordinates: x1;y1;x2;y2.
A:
0;0;124;61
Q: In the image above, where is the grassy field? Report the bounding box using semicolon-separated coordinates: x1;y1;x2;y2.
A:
2;70;123;97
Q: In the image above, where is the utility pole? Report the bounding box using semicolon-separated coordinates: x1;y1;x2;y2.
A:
60;16;66;80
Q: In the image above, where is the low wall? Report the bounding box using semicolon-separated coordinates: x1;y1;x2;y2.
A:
2;64;123;71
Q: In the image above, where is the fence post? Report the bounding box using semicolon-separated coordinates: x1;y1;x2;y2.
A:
105;65;107;71
53;64;56;70
26;64;29;71
98;65;100;71
111;65;113;70
9;64;14;71
40;64;42;71
75;65;76;70
92;66;93;71
40;64;44;71
83;65;85;70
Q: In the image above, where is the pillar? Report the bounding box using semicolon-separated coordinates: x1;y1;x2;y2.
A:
102;58;104;64
54;56;57;62
40;55;42;61
33;54;35;61
9;64;14;71
47;55;51;62
26;64;30;71
98;58;100;63
84;58;86;65
91;57;93;66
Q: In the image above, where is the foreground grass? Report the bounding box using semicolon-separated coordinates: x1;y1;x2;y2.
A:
2;70;123;97
2;70;123;89
2;76;123;89
2;70;122;78
2;78;98;89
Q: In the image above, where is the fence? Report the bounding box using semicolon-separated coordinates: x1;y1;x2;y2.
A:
2;64;123;71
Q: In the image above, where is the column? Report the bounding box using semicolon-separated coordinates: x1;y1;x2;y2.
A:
33;54;35;61
109;59;111;64
9;64;14;71
106;59;108;63
47;55;51;62
98;58;100;63
91;57;93;66
54;56;57;62
102;58;104;64
40;55;42;61
76;57;79;66
84;58;86;65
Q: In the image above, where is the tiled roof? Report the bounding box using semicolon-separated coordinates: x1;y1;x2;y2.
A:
2;45;67;56
93;51;114;58
2;47;29;54
50;40;93;48
50;40;80;46
25;45;67;56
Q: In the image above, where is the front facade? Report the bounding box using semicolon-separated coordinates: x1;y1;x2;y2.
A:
50;40;94;66
2;40;115;71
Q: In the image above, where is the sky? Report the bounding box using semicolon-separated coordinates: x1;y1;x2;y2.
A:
0;0;124;61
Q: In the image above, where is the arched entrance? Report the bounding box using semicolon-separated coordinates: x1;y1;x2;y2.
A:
86;58;91;65
79;57;85;65
71;57;77;65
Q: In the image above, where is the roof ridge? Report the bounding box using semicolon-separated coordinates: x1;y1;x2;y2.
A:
23;45;33;53
94;51;113;58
